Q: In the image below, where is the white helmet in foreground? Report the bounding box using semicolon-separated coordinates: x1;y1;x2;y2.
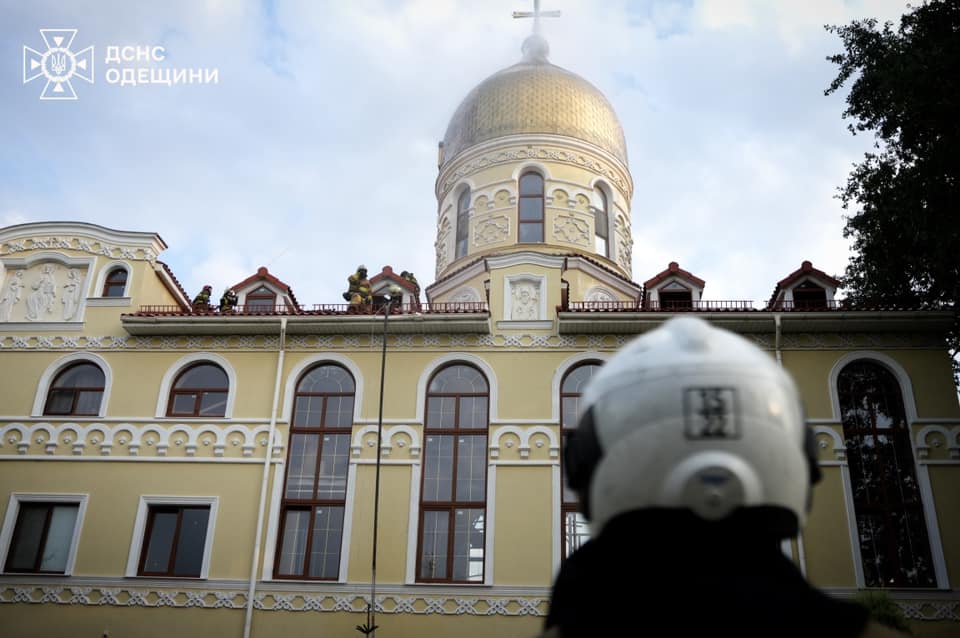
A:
565;316;821;538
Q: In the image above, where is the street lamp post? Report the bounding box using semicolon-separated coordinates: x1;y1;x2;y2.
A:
359;285;403;637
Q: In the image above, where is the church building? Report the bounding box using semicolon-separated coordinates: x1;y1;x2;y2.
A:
0;12;958;638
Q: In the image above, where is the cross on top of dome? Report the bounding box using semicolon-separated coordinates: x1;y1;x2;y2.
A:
513;0;561;63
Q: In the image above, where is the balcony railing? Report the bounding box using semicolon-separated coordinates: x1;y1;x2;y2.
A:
562;300;757;312
129;302;489;317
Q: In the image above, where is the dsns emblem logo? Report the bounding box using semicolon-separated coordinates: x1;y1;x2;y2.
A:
23;29;94;100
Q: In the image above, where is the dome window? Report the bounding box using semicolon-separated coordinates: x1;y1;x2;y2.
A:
594;189;609;258
456;189;470;259
518;172;544;243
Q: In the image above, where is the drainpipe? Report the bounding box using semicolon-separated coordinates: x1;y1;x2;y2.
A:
243;317;287;638
774;313;782;366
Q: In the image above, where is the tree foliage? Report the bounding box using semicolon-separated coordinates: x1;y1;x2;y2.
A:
826;1;960;375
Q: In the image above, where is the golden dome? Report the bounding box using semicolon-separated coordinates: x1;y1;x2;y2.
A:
441;36;628;167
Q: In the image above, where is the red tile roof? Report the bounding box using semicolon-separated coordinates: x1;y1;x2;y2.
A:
643;261;705;288
369;265;420;294
768;260;841;305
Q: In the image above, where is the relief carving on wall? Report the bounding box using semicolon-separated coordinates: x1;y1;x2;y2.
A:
510;280;541;320
616;215;633;273
435;217;451;276
474;215;510;246
585;287;616;302
451;287;481;303
1;262;87;323
552;213;590;246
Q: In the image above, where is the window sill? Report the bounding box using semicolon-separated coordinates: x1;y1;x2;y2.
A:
86;297;131;307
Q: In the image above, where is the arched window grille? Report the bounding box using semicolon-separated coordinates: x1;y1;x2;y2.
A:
838;360;935;587
417;364;489;582
560;362;601;559
275;364;355;579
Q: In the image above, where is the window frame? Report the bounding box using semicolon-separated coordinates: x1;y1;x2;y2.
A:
42;361;106;417
559;362;602;560
837;360;935;588
274;364;356;581
594;188;610;258
455;189;471;259
416;363;490;584
125;496;218;579
166;362;230;418
245;285;277;312
517;171;545;243
0;493;89;576
101;267;128;297
33;353;112;419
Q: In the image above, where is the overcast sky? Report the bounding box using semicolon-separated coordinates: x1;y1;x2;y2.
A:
1;0;912;306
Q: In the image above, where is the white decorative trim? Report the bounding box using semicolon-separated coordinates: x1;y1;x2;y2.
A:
489;426;558;460
0;422;275;460
91;261;131;299
0;493;89;576
0;581;550;616
916;463;951;589
155;353;238;419
405;463;422;585
83;297;131;308
827;352;919;423
494;320;553;330
428;259;488;300
125;495;218;579
350;424;421;459
484;465;496;586
916;425;960;461
0;254;95;325
551;464;562;580
812;425;846;462
563;255;639;297
260;462;285;580
840;464;866;588
550;352;608;424
32;352;113;418
415;353;498;422
280;354;363;423
487;252;565;271
339;460;358;583
0;222;165;263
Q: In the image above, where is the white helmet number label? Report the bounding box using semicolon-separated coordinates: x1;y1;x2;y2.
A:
683;388;739;439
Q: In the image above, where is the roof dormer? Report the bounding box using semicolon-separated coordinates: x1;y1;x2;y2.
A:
229;266;299;312
768;260;840;310
369;266;421;308
643;262;705;310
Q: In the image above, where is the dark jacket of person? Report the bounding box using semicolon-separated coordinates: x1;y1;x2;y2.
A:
539;509;908;638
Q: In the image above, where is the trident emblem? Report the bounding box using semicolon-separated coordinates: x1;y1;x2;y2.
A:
23;29;94;100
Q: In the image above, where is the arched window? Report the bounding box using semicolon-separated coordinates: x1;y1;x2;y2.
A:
560;362;601;559
838;360;935;587
245;286;277;312
275;364;355;580
166;363;229;418
594;189;609;258
418;364;489;582
518;172;544;243
455;189;470;259
102;267;128;297
43;363;105;416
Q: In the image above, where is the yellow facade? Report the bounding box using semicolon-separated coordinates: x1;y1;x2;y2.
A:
2;27;958;638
